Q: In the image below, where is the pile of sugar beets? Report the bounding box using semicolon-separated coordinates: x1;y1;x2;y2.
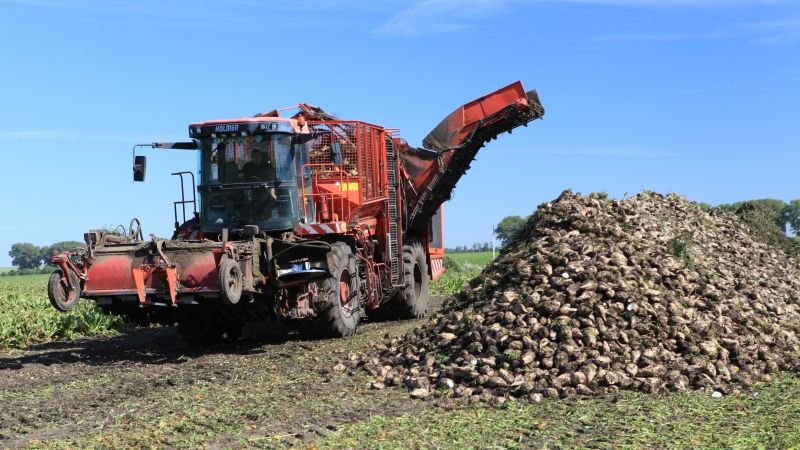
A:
348;191;800;403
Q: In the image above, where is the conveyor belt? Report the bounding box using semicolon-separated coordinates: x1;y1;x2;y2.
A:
405;90;544;236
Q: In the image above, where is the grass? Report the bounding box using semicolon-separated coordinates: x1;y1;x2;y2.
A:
431;270;478;295
0;275;124;350
431;251;494;295
446;251;495;267
321;373;800;449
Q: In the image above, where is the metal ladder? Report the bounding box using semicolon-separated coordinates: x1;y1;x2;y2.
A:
385;136;401;284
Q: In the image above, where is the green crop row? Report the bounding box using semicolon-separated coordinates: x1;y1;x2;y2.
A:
431;269;480;295
0;275;124;351
430;252;492;295
445;251;495;267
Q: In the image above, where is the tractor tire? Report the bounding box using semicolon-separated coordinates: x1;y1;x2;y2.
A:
218;259;243;305
368;240;429;321
47;269;81;312
305;242;360;338
176;309;243;346
398;240;429;318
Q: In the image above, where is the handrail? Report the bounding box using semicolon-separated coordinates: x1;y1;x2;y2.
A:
171;171;197;229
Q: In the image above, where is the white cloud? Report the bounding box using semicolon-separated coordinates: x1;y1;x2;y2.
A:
594;15;800;43
775;69;800;81
0;0;178;16
374;0;512;37
595;30;736;41
744;17;800;43
495;147;684;157
374;0;791;37
542;148;684;157
539;0;785;5
0;0;371;30
0;130;170;143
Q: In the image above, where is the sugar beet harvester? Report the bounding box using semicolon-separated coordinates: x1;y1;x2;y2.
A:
48;81;544;344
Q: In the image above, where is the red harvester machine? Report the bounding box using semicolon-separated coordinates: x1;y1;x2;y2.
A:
48;81;544;343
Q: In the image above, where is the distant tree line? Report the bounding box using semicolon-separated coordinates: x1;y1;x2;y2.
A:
445;215;528;253
494;215;526;245
717;198;800;234
445;242;493;253
4;241;84;276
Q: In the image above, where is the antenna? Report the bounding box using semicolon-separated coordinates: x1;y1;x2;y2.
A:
492;225;496;260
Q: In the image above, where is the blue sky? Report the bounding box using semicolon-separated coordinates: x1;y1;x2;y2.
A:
1;0;798;265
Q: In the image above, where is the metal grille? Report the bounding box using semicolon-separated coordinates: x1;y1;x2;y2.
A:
308;122;359;173
307;121;385;203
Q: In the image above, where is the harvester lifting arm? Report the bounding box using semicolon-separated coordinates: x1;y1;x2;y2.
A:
400;81;545;236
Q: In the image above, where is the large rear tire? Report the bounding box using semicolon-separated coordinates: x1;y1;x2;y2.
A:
305;242;360;338
399;240;429;318
368;240;429;320
48;269;81;312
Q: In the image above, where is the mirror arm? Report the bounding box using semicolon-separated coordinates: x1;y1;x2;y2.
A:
132;142;199;182
132;144;151;182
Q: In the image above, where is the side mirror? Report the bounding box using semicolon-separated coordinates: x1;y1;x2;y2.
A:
133;155;147;182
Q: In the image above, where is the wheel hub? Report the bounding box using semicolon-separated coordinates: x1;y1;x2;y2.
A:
339;269;351;306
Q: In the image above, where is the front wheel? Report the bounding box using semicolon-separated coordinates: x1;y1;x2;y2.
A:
48;269;81;312
306;242;361;338
218;258;243;305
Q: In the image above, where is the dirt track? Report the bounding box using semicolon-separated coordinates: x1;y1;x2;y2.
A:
0;296;448;448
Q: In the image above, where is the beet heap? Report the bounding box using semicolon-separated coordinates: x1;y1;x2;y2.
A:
352;191;800;402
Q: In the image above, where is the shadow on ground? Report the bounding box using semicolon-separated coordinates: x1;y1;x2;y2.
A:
0;320;303;371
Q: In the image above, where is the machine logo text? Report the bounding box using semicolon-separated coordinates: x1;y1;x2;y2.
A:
214;124;239;133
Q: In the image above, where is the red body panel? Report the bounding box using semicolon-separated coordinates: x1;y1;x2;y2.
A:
428;208;445;280
84;255;136;292
82;246;221;300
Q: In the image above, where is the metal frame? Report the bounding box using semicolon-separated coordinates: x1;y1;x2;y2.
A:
171;171;197;230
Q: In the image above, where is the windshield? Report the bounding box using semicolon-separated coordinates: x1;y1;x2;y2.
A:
197;132;313;232
202;185;297;231
200;133;293;185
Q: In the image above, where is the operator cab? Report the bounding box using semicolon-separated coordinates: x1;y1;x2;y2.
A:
190;118;314;234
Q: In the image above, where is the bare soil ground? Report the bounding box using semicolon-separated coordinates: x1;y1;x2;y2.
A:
0;297;447;448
